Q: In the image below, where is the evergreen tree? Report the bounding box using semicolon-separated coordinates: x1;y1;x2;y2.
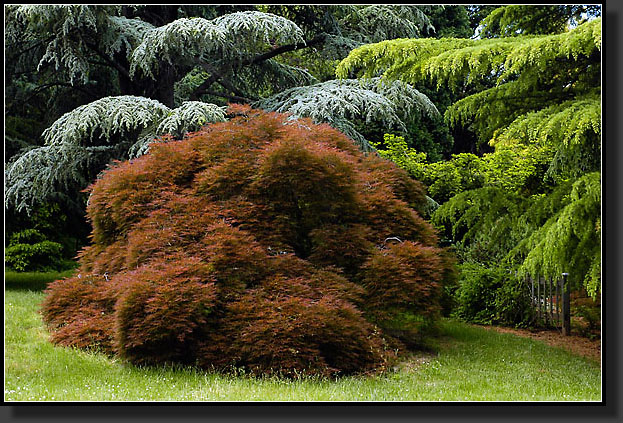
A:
5;5;444;216
478;5;601;38
337;14;602;295
337;16;601;180
428;5;473;39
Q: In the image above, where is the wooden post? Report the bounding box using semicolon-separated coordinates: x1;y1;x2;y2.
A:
562;273;571;336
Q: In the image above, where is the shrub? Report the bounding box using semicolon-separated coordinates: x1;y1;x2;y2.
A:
453;263;533;326
493;275;533;327
453;263;503;325
41;273;116;352
211;273;391;377
359;241;443;320
112;255;219;365
41;106;453;377
5;229;65;272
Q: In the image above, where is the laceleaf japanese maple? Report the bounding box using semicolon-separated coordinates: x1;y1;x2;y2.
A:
41;107;452;377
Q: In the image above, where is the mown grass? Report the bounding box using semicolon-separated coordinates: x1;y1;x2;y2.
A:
4;288;601;402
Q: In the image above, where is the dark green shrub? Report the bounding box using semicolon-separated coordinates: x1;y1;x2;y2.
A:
453;263;532;326
493;275;533;327
573;296;600;339
5;229;64;272
438;249;459;317
453;263;502;324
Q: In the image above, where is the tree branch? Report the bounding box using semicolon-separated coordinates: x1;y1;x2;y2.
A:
23;81;98;104
195;62;258;103
213;74;258;103
84;41;133;82
193;89;254;104
189;73;221;101
189;35;326;102
6;35;55;61
244;34;326;67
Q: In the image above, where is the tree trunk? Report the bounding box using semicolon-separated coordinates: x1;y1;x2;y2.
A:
153;65;177;108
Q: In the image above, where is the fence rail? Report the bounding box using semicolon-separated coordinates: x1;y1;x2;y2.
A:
526;273;571;335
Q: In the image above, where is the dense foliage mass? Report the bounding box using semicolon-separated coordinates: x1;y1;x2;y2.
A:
5;229;65;272
41;108;453;377
452;263;533;326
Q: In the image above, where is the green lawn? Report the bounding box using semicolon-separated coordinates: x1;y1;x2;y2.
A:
4;288;601;402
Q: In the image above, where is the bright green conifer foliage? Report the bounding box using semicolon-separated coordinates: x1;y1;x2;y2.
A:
337;19;601;176
339;17;601;296
478;5;601;38
512;172;601;299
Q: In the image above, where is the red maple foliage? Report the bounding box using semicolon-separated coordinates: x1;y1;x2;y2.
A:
41;107;454;377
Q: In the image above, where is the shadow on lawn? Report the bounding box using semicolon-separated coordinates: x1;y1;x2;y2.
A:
4;269;77;291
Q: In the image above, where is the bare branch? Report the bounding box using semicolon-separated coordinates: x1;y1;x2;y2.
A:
189;35;325;102
193;89;254;104
244;34;326;67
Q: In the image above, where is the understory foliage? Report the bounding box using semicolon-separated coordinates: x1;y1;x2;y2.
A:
41;108;452;377
5;229;64;272
373;134;553;204
452;263;533;326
